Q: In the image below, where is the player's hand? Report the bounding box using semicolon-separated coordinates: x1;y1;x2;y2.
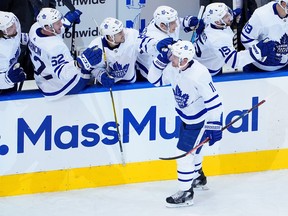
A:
204;121;222;146
77;46;102;70
256;39;277;57
64;9;82;25
156;38;174;53
5;63;26;84
153;50;170;70
100;72;114;88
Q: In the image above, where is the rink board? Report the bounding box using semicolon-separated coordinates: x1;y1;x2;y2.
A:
1;71;288;196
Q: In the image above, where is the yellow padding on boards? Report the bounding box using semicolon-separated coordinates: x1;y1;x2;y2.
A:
1;148;288;197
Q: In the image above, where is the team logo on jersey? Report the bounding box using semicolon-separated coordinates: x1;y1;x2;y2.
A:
173;85;189;108
110;62;129;78
275;33;288;54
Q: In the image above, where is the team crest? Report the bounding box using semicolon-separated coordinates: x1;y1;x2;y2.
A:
275;33;288;54
110;62;129;78
173;85;189;108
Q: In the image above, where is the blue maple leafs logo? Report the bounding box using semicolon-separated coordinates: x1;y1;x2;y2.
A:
110;62;129;78
173;85;189;108
275;33;288;54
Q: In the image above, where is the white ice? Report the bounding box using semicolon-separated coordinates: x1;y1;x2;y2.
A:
0;169;288;216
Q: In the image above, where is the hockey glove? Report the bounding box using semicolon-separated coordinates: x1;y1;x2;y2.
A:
5;63;26;84
153;50;170;70
256;39;277;57
204;121;222;146
196;19;205;35
77;46;102;71
156;38;174;53
233;8;242;18
63;9;82;28
100;72;115;88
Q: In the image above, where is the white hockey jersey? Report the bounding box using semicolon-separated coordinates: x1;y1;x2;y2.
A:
148;59;223;125
28;22;87;100
136;18;181;79
89;28;140;83
194;24;260;76
241;2;288;71
0;15;21;90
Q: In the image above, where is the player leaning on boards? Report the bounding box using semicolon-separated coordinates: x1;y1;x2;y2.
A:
193;2;279;76
28;8;102;100
241;0;288;72
148;40;223;207
0;11;26;94
136;5;205;80
88;17;141;88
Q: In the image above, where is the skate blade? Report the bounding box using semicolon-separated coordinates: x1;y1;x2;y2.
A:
165;200;194;208
194;185;209;190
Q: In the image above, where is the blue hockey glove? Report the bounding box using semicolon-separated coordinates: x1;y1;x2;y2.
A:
262;53;282;66
233;8;242;18
153;50;170;70
100;72;115;88
5;63;26;84
77;46;102;70
256;39;277;57
204;121;222;146
156;38;174;53
64;9;82;28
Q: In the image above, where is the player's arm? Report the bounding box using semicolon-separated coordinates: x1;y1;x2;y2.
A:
147;49;170;86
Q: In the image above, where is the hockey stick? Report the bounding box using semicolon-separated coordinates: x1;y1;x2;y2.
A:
190;5;205;43
61;0;77;59
93;19;125;166
159;99;266;160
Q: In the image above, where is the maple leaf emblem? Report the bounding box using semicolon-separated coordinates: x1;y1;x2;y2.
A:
173;85;189;108
110;62;129;78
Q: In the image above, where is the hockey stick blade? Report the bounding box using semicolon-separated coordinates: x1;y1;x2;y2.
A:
159;99;266;160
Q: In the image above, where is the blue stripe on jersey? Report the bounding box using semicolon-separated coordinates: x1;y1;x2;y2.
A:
139;36;153;53
204;94;219;104
175;107;207;120
241;33;254;43
224;50;237;65
55;62;68;78
206;102;222;112
42;74;78;97
135;60;148;75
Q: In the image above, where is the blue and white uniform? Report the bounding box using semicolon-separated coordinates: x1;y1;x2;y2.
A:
194;24;262;76
241;2;288;71
0;15;21;90
148;58;223;191
28;22;90;100
89;28;140;83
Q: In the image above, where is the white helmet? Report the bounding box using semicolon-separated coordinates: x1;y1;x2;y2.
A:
100;17;123;36
37;8;62;29
170;40;195;68
203;3;233;28
153;6;178;27
276;0;288;14
0;11;15;32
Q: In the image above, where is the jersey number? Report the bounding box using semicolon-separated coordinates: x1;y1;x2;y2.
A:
33;56;46;75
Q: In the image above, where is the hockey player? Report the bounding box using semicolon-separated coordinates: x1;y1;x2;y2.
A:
137;5;205;80
193;2;278;76
241;0;288;71
89;17;141;88
28;8;102;100
148;40;223;207
0;11;26;94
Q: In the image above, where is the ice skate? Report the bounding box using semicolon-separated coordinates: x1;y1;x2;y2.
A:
192;169;209;190
165;188;194;208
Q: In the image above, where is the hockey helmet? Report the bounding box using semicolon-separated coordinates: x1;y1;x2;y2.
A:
170;40;195;64
37;8;62;29
100;17;124;36
153;6;178;27
0;11;15;32
203;2;233;28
